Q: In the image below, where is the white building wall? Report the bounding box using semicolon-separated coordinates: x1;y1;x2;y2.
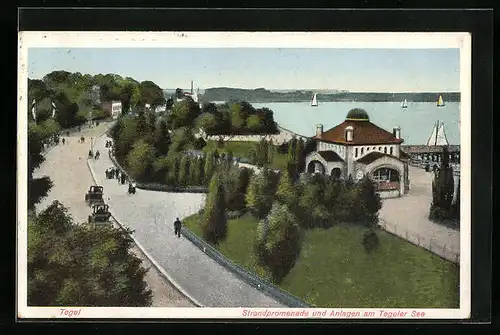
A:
317;141;346;160
351;144;401;159
359;155;406;196
111;101;122;119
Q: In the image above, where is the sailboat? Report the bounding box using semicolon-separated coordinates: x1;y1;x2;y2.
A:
437;95;445;107
401;99;408;108
426;120;449;146
311;93;318;107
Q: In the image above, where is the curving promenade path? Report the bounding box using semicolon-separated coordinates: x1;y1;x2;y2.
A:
88;133;284;307
34;122;195;307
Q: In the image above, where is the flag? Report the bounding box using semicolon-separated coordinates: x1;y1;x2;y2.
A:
31;99;36;122
51;101;57;118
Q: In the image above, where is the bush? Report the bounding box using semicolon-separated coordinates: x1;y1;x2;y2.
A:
135;182;208;193
255;202;301;283
428;204;456;222
227;210;245;220
362;228;379;253
194;137;207;150
245;168;277;219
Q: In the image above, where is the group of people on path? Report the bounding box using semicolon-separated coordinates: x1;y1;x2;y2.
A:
105;165;136;195
89;149;100;159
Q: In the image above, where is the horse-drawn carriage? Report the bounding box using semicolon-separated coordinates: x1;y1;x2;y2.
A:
88;204;111;224
85;186;104;205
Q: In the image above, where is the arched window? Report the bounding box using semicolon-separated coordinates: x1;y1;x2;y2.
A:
355;148;358;157
390;147;393;155
378;146;382;151
367;147;370;152
361;147;364;155
372;167;400;182
384;147;387;154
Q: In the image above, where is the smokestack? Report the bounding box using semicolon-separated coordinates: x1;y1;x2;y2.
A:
393;126;401;139
345;126;353;142
316;124;323;138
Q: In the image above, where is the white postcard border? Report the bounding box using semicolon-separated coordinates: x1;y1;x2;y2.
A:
17;31;472;320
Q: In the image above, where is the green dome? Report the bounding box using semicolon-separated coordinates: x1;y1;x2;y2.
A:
346;108;370;121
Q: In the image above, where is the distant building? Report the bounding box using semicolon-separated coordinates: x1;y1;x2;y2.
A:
155;105;167;113
305;108;410;198
111;101;122;119
91;85;101;105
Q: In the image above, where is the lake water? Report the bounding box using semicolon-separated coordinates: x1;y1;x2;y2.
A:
251;101;461;146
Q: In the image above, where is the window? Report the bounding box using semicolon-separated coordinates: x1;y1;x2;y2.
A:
361;147;364;155
390;147;393;155
384;147;387;154
378;147;382;151
367;147;370;151
355;148;358;157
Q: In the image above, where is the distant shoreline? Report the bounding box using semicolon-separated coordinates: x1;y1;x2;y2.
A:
167;88;461;104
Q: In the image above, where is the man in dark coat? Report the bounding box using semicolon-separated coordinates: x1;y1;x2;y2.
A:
174;218;182;238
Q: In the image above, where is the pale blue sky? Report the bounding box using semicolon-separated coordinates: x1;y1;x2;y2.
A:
28;48;460;92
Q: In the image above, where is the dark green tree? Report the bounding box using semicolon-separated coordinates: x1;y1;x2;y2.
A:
430;147;455;220
179;155;190;186
204;151;215;185
154;120;171;156
255;202;301;283
356;176;382;227
202;172;227;245
245;168;277;219
28;201;153;306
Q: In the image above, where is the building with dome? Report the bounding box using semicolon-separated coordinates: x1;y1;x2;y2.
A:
304;108;410;198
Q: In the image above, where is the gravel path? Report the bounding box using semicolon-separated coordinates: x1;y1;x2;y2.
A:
88;134;284;307
379;166;460;261
33;122;194;307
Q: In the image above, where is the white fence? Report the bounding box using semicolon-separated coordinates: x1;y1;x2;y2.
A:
378;218;459;264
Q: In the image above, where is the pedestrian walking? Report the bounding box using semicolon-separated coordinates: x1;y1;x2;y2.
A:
174;217;182;238
62;138;65;145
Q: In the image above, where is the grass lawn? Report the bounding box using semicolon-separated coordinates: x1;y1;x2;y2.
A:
183;213;459;308
204;140;288;171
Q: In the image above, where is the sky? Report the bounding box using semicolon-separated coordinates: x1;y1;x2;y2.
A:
28;48;460;92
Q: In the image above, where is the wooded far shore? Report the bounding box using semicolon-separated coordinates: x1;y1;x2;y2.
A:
194;88;461;103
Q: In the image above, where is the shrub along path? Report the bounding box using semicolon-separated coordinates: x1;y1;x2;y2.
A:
88;134;284;307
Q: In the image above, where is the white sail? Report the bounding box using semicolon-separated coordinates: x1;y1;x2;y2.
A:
426;121;439;146
192;92;199;103
311;93;318;106
436;122;449;146
401;99;408;108
437;95;445;106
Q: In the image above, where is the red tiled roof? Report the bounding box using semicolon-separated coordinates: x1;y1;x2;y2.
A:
317;151;344;162
313;120;404;145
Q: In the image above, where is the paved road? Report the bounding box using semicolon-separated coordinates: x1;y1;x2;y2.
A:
379;166;460;261
33;122;194;307
88;134;284;307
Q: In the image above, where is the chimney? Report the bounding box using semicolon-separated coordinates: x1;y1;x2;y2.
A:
316;124;323;138
393;126;401;139
345;126;353;142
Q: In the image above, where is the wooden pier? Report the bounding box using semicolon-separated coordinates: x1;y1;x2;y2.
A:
401;145;460;164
